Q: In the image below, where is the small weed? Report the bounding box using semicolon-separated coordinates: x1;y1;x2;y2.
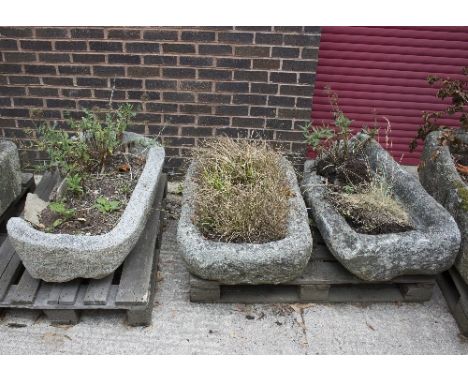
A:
175;183;184;195
66;174;84;195
94;197;121;213
119;183;131;196
34;104;136;177
48;202;76;229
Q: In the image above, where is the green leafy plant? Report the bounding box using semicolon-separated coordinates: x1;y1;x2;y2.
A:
66;174;84;195
302;88;378;165
94;197;121;213
410;66;467;151
35;104;136;176
48;201;76;229
302;88;380;186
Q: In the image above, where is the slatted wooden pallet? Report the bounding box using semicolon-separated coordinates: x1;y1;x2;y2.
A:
0;172;167;326
437;268;468;335
190;225;436;304
0;173;35;246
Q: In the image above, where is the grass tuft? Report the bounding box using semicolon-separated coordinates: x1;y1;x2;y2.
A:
192;137;292;244
329;173;413;235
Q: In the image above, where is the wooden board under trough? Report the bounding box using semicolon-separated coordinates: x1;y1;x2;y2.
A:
437;268;468;335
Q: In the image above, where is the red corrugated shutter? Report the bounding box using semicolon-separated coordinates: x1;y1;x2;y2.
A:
311;26;468;165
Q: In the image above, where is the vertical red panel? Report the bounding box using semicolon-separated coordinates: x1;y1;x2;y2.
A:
311;26;468;165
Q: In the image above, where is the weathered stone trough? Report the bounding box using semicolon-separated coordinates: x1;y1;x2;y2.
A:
302;135;461;281
419;131;468;284
7;133;165;282
177;157;313;285
0;141;23;217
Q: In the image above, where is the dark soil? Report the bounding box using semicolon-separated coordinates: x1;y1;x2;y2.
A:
341;213;414;235
450;143;468;184
316;156;371;186
40;153;145;235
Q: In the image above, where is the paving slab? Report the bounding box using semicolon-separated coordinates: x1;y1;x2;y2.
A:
0;218;467;354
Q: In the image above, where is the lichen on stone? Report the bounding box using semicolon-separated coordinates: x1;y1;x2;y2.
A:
457;184;468;212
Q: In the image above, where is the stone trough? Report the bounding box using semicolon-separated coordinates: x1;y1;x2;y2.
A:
0;141;23;217
419;131;468;284
302;135;461;281
7;133;165;282
177;157;313;285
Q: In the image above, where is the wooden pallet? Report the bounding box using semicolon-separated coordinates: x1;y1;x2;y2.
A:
190;226;436;304
0;173;35;246
437;268;468;335
0;172;167;326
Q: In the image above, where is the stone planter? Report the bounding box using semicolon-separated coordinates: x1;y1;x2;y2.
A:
302;135;460;281
419;131;468;284
0;141;23;217
7;133;165;282
177;157;313;285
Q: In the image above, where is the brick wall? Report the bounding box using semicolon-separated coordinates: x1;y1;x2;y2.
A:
0;26;320;175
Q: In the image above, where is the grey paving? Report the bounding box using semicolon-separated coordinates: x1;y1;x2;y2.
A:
0;218;467;354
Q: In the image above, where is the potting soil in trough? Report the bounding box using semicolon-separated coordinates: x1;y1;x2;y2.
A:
40;153;145;235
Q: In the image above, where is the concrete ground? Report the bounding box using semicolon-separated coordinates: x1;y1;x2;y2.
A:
0;177;467;354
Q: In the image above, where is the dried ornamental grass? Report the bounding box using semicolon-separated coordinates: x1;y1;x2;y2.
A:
192;138;292;244
329;174;413;235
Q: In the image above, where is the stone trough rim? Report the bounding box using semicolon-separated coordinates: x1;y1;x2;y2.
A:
177;156;313;284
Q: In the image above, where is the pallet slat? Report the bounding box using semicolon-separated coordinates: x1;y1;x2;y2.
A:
115;174;166;306
10;271;41;304
437;270;468;335
0;239;15;276
0;254;22;300
58;279;81;305
84;274;114;305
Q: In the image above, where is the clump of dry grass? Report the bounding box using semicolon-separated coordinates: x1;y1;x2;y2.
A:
329;174;413;235
192;137;292;243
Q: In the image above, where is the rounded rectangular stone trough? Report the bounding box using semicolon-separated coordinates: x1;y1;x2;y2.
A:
0;141;23;217
7;133;165;283
177;157;313;285
301;135;461;281
419;131;468;284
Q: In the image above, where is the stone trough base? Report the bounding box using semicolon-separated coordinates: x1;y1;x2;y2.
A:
0;174;167;326
189;225;436;304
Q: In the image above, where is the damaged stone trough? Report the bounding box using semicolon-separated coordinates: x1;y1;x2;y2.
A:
177;157;313;285
7;132;165;283
419;131;468;284
302;134;461;282
0;141;23;217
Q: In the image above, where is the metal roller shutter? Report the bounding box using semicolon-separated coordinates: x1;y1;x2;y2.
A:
311;26;468;165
